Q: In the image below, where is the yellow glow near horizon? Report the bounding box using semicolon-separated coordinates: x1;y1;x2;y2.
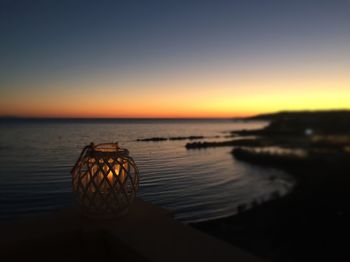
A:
1;61;350;118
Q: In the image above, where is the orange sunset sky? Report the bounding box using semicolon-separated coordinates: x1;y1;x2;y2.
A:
1;1;350;118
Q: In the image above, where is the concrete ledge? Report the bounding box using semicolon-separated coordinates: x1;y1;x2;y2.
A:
0;198;261;262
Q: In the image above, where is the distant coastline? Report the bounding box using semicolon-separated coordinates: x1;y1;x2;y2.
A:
233;109;350;120
0;117;235;124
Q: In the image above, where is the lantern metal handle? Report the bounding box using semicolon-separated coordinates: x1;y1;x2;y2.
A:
71;142;126;174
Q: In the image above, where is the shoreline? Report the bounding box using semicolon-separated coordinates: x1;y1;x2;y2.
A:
191;160;350;261
189;111;350;261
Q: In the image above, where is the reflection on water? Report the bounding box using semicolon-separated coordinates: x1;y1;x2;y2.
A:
243;146;308;157
0;119;293;222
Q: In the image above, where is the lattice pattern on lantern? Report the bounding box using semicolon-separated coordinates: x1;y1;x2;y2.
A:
71;143;139;217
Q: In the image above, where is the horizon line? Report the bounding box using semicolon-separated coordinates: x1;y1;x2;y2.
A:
1;109;349;120
0;116;239;120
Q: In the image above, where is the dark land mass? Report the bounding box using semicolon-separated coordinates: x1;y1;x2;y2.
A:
192;162;350;261
240;109;350;121
136;135;220;142
187;110;350;149
239;110;350;135
185;138;269;149
186;134;350;150
191;110;350;262
137;137;168;142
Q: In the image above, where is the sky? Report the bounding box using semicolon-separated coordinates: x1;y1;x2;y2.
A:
0;0;350;118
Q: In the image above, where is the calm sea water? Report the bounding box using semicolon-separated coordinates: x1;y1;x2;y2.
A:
0;119;292;223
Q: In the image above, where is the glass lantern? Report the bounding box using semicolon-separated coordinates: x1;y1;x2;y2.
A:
71;142;139;218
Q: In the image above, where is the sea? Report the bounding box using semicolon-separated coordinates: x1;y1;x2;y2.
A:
0;118;293;223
